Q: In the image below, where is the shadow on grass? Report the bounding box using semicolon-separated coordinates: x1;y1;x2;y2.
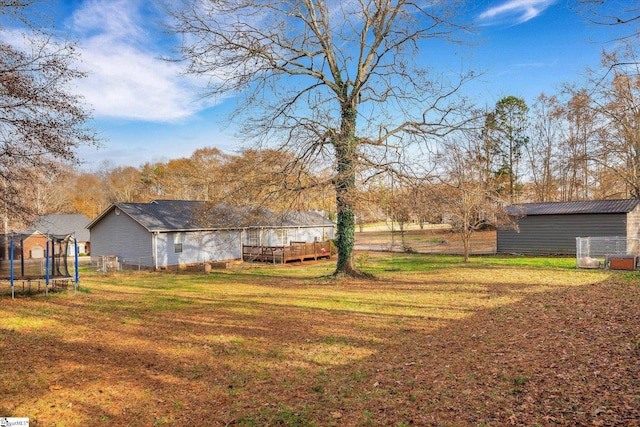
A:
0;265;637;426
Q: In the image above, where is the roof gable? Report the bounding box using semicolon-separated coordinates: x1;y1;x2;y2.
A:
505;199;640;216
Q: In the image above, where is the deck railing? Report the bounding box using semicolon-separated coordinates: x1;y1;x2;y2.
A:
242;241;332;264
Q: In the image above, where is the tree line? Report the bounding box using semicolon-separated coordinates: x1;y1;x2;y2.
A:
27;41;640;218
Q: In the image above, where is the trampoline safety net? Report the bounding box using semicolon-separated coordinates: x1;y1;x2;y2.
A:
0;233;74;279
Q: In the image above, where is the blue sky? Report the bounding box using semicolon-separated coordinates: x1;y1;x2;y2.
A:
12;0;630;169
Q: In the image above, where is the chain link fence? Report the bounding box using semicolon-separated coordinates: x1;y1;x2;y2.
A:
576;236;640;269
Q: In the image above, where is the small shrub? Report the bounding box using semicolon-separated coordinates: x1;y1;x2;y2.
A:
403;244;417;254
510;376;528;394
356;252;370;270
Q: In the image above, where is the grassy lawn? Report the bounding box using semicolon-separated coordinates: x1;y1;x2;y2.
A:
1;253;639;426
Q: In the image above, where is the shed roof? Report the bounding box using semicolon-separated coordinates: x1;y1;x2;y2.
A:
27;214;91;241
87;200;334;232
505;199;640;216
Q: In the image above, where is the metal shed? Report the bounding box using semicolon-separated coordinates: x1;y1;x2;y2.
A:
497;199;640;255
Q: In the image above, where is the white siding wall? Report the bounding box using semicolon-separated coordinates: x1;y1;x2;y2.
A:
244;226;334;246
291;226;333;243
90;209;153;266
158;230;243;266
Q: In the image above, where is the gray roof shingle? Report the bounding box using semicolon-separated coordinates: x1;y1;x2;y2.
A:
29;214;91;241
505;199;640;216
90;200;334;232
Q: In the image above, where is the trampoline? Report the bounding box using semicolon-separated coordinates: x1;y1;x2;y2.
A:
0;232;79;298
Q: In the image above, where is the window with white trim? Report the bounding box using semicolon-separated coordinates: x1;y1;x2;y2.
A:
275;229;288;245
247;229;259;246
174;233;183;253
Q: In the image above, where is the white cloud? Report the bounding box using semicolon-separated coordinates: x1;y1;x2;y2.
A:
70;0;145;41
70;0;212;122
478;0;557;24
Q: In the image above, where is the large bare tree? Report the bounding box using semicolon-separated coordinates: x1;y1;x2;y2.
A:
0;1;97;228
587;45;640;198
557;44;640;200
169;0;473;275
524;94;562;202
433;127;509;262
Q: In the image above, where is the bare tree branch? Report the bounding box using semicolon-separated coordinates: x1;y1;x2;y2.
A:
168;0;474;275
0;4;97;226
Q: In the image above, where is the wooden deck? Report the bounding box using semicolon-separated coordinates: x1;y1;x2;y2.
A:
243;241;332;264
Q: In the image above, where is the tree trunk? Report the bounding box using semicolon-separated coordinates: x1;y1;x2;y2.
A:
461;231;471;263
334;105;358;276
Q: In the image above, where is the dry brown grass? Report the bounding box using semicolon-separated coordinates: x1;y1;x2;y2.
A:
1;254;639;426
355;228;497;254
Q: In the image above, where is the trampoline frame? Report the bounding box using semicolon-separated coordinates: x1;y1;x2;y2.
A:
2;232;79;299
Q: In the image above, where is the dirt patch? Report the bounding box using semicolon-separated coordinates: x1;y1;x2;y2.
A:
356;228;497;255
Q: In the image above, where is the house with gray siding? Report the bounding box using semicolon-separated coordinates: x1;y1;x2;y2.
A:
87;200;335;269
497;199;640;255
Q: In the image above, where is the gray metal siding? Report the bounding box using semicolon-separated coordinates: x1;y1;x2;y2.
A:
497;213;628;254
90;210;153;265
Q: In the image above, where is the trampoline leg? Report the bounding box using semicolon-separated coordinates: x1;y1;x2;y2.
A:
74;235;79;293
10;234;14;300
45;240;50;296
